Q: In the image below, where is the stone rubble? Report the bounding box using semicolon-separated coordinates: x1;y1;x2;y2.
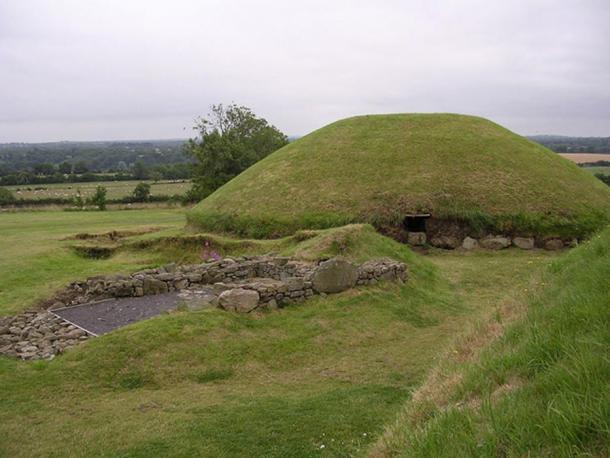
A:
0;311;91;360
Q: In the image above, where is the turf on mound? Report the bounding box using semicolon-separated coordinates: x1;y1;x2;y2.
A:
188;113;610;238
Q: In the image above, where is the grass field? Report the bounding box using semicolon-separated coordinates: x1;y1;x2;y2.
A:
0;210;566;456
190;114;610;238
0;209;185;315
2;179;191;201
559;153;610;164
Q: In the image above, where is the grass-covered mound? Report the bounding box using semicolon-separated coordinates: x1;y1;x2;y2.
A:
188;114;610;238
375;228;610;457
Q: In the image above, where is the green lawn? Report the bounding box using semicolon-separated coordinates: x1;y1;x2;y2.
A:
2;179;191;201
0;212;560;456
0;209;185;315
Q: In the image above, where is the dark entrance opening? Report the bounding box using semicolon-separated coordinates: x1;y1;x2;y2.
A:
403;214;430;233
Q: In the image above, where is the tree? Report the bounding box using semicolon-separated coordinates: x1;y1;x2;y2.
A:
89;186;107;210
132;182;151;202
33;163;56;176
186;103;288;198
73;161;89;174
58;161;72;174
0;187;16;206
133;161;149;180
149;170;163;183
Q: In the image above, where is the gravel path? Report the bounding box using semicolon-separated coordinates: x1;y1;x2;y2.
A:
52;292;184;335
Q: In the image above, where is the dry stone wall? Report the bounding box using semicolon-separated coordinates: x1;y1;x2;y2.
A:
1;256;407;360
410;232;576;250
61;256;407;309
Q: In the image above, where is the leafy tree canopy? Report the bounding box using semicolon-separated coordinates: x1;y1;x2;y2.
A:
186;104;288;198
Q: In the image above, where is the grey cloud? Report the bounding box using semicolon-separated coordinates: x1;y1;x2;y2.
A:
0;0;609;141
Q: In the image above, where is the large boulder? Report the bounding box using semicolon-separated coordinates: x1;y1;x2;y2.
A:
218;288;260;313
544;238;564;250
513;237;535;250
480;235;511;250
429;235;460;249
142;277;169;295
311;257;359;293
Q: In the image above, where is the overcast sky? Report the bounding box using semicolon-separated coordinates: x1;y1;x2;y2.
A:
1;0;609;142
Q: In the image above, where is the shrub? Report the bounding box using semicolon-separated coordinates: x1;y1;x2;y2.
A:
0;187;16;206
132;182;151;202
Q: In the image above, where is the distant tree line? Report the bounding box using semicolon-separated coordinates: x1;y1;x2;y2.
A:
528;135;610;153
0;139;189;172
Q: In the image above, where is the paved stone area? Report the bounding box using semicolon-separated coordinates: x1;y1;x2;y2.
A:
52;292;183;335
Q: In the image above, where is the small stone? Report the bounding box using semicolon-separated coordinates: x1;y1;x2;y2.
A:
544;239;564;250
429;235;460;249
513;237;535;250
407;232;427;246
462;237;479;250
480;235;511;250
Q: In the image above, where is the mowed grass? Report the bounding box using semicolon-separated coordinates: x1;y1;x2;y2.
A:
190;114;610;238
375;229;610;457
0;209;185;315
0;217;558;456
2;179;191;200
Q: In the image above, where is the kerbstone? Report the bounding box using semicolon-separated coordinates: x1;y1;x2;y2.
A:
311;257;359;293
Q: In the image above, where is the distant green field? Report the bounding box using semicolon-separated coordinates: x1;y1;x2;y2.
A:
2;180;191;201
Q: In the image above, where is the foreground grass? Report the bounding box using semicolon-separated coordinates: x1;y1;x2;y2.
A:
0;219;556;456
0;209;185;315
375;229;610;457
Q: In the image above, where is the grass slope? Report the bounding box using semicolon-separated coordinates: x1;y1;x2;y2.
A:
0;219;556;456
189;114;610;238
375;228;610;457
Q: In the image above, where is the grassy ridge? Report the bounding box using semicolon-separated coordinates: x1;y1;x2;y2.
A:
189;114;610;238
376;228;610;456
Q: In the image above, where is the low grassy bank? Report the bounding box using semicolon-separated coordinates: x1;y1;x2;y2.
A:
374;228;610;457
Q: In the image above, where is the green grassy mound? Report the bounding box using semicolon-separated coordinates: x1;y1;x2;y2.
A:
188;114;610;238
377;228;610;456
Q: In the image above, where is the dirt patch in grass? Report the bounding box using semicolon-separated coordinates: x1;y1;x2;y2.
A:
67;227;163;242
